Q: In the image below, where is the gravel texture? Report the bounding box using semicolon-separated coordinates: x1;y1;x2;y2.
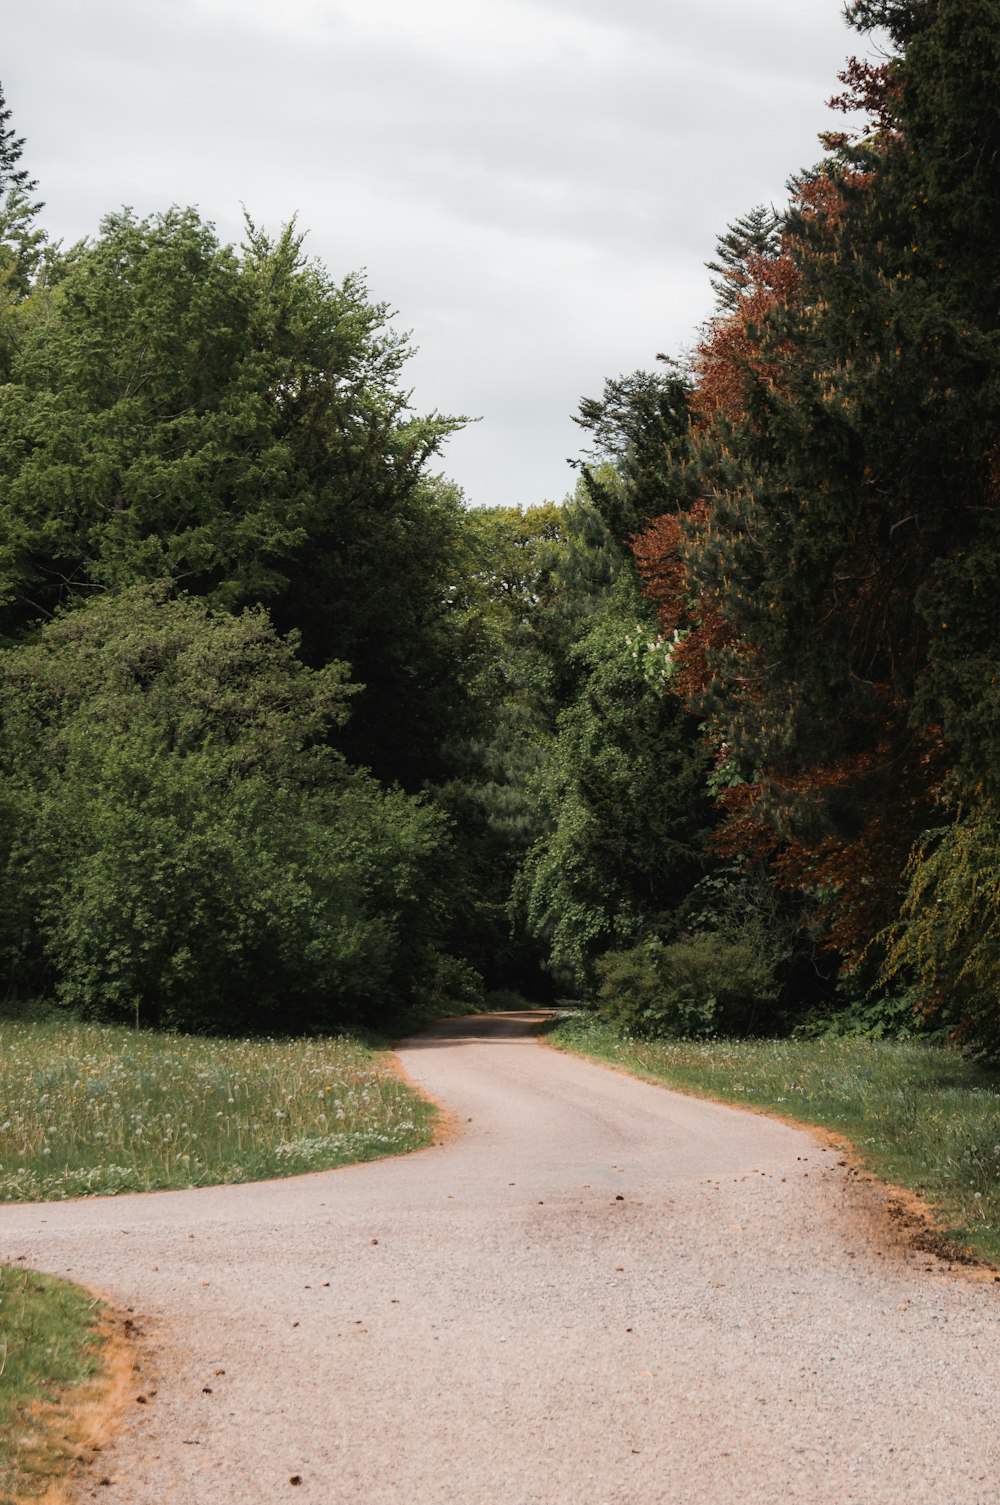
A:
2;1009;999;1503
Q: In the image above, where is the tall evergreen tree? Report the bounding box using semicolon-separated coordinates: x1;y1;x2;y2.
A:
705;205;780;314
0;80;40;201
572;363;694;542
0;79;46;328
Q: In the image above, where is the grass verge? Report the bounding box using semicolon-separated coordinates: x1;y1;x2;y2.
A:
0;1265;109;1504
0;1018;437;1202
546;1011;1000;1267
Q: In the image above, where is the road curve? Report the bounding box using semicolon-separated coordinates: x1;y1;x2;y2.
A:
2;1010;999;1504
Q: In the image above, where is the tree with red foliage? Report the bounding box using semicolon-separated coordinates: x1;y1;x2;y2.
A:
633;0;1000;992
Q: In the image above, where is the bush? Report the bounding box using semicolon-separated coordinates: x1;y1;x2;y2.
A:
594;929;780;1039
882;798;1000;1059
409;951;485;1018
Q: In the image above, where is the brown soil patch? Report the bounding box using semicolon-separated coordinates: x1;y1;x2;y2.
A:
7;1297;146;1505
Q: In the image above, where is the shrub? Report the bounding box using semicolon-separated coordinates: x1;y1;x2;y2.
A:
882;798;1000;1059
595;928;780;1039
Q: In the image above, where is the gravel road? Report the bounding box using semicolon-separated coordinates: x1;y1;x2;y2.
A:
3;1010;999;1504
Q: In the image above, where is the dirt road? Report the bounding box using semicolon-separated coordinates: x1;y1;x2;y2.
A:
3;1010;999;1503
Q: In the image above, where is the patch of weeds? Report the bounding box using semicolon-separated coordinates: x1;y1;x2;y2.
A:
0;1020;436;1203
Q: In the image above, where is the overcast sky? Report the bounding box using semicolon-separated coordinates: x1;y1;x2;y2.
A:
6;1;880;508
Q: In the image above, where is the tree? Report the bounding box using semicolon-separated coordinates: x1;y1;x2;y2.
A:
0;207;473;787
511;475;713;992
627;0;1000;1051
705;205;781;314
0;81;39;200
572;364;694;541
0;587;448;1030
515;575;712;991
429;502;567;991
883;801;1000;1057
0;79;46;333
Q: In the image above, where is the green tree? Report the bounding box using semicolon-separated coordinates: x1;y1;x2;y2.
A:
0;587;447;1030
0;79;47;346
0;207;471;787
572;363;694;542
705;205;780;313
515;562;712;992
0;81;39;200
430;501;566;990
883;801;1000;1057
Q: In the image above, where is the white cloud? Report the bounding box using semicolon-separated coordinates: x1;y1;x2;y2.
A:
5;0;882;507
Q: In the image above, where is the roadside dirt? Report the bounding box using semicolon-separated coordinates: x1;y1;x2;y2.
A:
5;1300;143;1505
539;1031;1000;1280
2;1010;999;1504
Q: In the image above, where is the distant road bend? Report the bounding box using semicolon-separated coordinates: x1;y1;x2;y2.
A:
2;1010;999;1503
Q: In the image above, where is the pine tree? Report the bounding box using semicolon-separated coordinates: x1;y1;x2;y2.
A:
571;363;694;542
705;205;781;314
0;80;40;202
0;79;46;314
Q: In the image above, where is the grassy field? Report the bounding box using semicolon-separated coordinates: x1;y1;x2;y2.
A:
547;1012;1000;1267
0;1264;106;1504
0;1017;436;1202
0;1016;437;1500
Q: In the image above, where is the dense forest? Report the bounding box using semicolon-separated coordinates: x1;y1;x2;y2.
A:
2;0;999;1054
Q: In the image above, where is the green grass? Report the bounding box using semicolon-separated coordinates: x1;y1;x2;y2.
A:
0;1015;440;1498
0;1264;105;1502
0;1017;437;1202
547;1012;1000;1266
